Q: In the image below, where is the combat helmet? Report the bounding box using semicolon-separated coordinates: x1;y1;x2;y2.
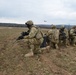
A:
25;20;34;26
60;25;65;29
51;24;56;29
72;26;76;29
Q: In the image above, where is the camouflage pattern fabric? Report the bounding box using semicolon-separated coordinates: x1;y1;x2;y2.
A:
59;27;69;47
69;28;76;46
24;26;43;54
46;27;59;49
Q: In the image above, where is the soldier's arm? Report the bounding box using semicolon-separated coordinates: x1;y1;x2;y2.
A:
24;27;37;39
70;29;75;35
70;29;73;34
64;28;69;37
47;30;52;36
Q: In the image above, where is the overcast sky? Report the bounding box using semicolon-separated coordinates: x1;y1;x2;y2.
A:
0;0;76;24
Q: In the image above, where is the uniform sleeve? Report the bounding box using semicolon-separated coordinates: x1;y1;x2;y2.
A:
70;29;74;34
64;28;68;37
24;27;37;39
46;30;52;36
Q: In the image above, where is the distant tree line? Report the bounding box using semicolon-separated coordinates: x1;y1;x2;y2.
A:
0;23;26;27
0;23;75;29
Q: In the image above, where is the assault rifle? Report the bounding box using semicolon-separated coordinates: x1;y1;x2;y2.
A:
8;31;29;51
16;31;29;40
59;28;67;40
59;32;67;40
17;32;47;48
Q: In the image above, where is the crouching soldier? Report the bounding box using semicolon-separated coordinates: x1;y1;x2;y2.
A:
24;20;43;57
69;26;76;46
46;25;59;49
59;25;69;47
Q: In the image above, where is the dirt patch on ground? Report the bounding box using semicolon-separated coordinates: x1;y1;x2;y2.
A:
0;27;76;75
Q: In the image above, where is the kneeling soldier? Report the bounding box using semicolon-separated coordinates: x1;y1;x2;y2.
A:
24;20;43;57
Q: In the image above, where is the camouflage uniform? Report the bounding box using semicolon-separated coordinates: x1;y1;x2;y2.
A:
69;26;76;46
47;25;59;49
59;25;69;47
24;20;43;57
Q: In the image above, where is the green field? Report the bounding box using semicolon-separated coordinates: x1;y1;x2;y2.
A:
0;27;76;75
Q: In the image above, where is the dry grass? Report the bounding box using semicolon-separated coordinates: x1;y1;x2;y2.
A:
0;27;76;75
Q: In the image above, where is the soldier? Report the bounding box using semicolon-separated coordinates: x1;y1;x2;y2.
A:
24;20;43;57
59;25;69;47
46;25;59;49
69;26;76;46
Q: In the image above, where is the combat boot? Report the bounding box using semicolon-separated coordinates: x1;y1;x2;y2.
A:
39;46;50;53
55;44;59;49
65;45;69;48
24;52;34;57
46;46;50;52
72;44;76;47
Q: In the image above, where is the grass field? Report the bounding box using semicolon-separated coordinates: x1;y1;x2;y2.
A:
0;27;76;75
